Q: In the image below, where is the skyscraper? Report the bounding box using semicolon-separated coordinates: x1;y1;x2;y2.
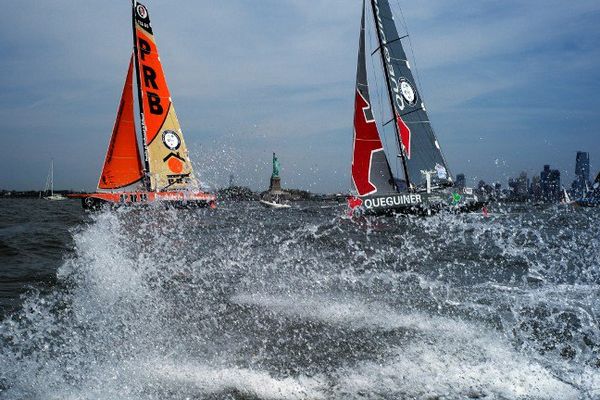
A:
530;176;542;200
455;173;466;189
572;151;591;196
508;171;529;199
575;151;590;182
541;165;561;202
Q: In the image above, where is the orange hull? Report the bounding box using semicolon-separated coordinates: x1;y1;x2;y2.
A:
67;191;216;210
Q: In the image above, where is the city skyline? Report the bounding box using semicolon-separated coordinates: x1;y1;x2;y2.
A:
1;1;599;192
456;151;597;189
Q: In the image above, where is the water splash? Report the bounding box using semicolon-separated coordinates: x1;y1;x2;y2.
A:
1;203;598;399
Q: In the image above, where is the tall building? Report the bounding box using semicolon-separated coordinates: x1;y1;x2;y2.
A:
572;151;591;196
455;173;466;189
541;165;561;202
530;176;542;200
508;171;529;200
575;151;590;182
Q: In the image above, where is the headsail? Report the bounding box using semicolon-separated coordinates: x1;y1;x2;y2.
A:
370;0;451;188
98;56;144;191
352;0;396;196
132;1;197;191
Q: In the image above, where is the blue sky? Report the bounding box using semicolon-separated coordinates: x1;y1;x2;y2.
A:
0;0;599;192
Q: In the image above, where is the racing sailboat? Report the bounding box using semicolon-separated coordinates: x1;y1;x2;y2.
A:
69;1;215;210
347;0;484;215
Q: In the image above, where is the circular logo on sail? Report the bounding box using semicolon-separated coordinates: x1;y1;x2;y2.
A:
162;130;181;150
399;78;417;106
136;4;148;19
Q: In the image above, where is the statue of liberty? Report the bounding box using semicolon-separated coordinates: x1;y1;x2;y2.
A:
272;152;281;178
268;152;283;193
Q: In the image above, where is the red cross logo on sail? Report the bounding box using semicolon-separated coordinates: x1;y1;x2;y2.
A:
352;90;387;196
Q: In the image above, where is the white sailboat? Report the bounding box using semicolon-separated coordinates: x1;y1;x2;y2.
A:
43;160;66;201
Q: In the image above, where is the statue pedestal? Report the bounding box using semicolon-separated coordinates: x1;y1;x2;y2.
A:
262;176;290;201
269;176;282;192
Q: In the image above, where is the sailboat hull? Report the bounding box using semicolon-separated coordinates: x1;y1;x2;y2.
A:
68;191;216;211
575;198;600;207
44;195;66;201
348;190;486;216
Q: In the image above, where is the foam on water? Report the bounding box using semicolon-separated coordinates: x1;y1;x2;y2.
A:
0;203;598;399
232;293;581;398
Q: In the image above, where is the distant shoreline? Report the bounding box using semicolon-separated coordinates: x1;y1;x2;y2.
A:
0;187;347;202
1;190;79;199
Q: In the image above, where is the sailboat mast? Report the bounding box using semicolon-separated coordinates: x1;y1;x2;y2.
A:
368;0;411;190
131;0;151;191
50;160;54;196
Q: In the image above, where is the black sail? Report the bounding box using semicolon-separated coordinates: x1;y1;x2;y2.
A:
352;0;396;196
370;0;451;188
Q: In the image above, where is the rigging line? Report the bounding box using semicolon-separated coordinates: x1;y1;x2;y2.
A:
404;120;432;124
395;0;452;178
370;0;408;186
399;107;424;118
370;35;409;55
382;117;394;127
382;114;427;127
368;5;397;180
350;0;366;193
368;11;397;180
395;0;424;102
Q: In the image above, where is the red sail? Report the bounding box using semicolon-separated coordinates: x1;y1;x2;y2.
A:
98;56;144;190
352;90;387;196
396;113;412;159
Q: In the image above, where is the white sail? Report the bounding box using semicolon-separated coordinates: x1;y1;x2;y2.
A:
43;160;65;201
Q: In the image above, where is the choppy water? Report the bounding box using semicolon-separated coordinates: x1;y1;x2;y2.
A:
0;198;599;399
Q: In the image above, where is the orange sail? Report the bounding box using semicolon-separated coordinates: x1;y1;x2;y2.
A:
98;56;144;190
133;1;197;191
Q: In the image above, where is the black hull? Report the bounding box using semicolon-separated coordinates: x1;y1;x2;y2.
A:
575;199;600;208
350;191;486;216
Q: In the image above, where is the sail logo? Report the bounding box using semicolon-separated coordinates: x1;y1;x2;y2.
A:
137;36;164;116
352;89;387;195
347;196;363;210
399;78;417;106
363;194;422;209
163;152;185;174
136;4;148;19
162;130;181;150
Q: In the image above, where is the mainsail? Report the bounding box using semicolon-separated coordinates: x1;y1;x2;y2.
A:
352;0;396;196
132;1;197;191
370;0;451;188
98;56;144;190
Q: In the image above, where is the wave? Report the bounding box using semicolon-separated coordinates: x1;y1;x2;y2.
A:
0;204;598;399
